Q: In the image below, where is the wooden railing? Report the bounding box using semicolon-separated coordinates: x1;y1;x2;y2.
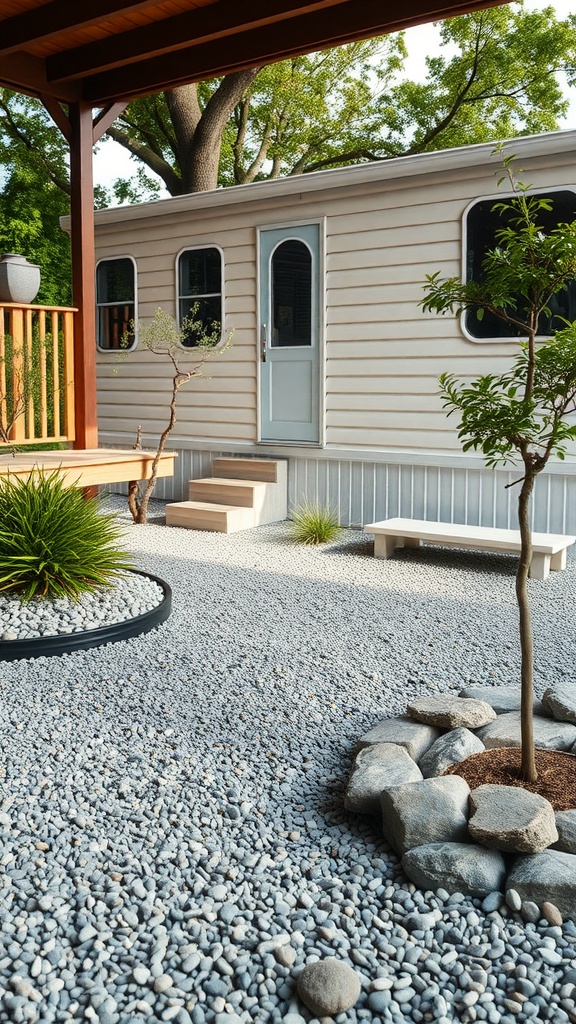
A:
0;302;76;445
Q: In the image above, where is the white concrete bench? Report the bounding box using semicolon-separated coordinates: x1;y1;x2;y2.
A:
363;517;575;580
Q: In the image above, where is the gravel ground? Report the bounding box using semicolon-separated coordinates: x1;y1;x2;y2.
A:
1;496;575;1024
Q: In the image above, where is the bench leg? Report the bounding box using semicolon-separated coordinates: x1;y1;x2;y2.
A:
550;549;567;572
529;553;550;580
401;537;421;549
373;534;397;559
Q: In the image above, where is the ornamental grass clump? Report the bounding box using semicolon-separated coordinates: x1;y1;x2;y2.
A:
288;500;341;545
0;470;132;601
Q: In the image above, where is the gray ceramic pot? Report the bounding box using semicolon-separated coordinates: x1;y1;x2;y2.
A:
0;253;41;304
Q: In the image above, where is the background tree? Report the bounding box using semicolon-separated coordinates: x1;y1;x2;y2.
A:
1;4;575;298
103;4;576;200
421;157;576;783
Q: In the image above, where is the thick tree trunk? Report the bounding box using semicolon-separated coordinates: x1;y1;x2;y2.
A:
517;467;537;782
183;69;260;192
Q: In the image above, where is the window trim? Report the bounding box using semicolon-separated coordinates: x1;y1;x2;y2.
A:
460;184;576;345
175;243;225;350
95;254;137;353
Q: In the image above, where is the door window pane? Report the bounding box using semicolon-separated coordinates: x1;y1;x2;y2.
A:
96;258;135;350
271;240;312;347
178;247;222;348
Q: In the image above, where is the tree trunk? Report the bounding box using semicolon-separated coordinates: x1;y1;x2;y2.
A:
517;466;537;782
183;69;260;192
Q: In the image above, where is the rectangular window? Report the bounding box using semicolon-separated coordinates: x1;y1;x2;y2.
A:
464;190;576;340
178;246;222;348
96;257;136;350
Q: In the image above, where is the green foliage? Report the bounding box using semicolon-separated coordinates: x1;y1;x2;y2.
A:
101;4;576;195
131;305;223;354
288;500;341;545
382;5;576;157
423;157;576;781
0;470;132;601
439;324;576;467
423;155;576;471
0;91;72;305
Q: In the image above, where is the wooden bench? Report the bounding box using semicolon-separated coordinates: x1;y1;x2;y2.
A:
363;517;575;580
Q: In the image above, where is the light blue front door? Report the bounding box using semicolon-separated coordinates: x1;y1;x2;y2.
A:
259;224;320;443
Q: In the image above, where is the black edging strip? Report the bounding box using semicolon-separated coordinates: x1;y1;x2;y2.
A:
0;571;172;662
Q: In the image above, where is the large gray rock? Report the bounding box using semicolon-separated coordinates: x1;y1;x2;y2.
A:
507;850;576;921
380;775;470;855
460;684;544;715
408;695;496;730
296;958;361;1015
477;712;576;750
468;784;558;854
542;683;576;725
358;716;439;762
402;842;507;897
553;810;576;854
419;727;485;778
344;742;422;815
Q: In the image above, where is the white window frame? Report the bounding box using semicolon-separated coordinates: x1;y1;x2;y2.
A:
96;254;137;352
461;185;576;344
175;244;225;349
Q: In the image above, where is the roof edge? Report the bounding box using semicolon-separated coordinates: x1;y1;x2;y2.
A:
61;129;576;231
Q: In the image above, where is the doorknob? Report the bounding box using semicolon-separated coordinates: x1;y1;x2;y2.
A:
260;323;267;362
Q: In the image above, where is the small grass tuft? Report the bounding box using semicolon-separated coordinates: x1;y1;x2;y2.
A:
288;499;341;545
0;469;132;601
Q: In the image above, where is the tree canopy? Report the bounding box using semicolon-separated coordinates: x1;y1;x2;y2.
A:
0;3;575;301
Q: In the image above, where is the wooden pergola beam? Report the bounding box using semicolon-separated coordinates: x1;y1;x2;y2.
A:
46;0;340;82
0;0;160;56
80;0;507;103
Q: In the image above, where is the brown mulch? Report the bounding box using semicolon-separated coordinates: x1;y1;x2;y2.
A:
443;747;576;811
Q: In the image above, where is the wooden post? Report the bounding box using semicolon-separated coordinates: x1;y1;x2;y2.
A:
69;101;98;450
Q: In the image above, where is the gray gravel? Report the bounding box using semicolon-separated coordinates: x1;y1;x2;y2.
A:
0;495;575;1024
0;573;164;640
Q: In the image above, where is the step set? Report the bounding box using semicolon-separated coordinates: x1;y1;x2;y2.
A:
165;457;287;534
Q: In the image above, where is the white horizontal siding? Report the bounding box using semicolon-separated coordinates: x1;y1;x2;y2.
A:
95;130;576;465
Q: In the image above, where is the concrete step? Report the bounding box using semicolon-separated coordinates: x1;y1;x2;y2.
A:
165;500;255;533
212;457;284;483
188;477;266;508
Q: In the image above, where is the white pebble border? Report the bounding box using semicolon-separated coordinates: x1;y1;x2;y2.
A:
0;573;165;641
0;495;575;1024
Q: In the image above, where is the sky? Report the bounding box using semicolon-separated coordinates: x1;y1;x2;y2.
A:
92;0;576;198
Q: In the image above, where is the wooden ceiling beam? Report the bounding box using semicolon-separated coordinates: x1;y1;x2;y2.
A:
80;0;506;104
0;51;81;102
0;0;160;55
46;0;339;83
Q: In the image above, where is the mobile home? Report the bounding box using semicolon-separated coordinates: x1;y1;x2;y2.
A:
93;129;576;532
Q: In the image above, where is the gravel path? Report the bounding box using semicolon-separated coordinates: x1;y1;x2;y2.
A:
1;497;575;1024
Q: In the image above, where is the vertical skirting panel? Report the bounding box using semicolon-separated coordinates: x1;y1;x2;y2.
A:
105;444;576;535
287;455;576;534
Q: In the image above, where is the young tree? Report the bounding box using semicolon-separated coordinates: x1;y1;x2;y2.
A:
121;307;229;525
421;155;576;783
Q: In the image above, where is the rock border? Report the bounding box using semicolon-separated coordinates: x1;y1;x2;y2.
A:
346;685;576;921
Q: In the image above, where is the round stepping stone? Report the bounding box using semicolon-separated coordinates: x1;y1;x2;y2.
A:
296;958;361;1015
469;784;558;853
